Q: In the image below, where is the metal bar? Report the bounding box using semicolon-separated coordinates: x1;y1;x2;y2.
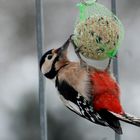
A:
111;0;121;140
35;0;47;140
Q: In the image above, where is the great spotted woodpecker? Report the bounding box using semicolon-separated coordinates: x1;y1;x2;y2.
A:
40;36;140;134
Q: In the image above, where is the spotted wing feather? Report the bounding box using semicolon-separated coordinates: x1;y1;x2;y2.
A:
55;78;107;126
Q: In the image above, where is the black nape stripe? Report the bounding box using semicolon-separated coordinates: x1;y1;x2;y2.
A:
45;61;68;79
44;69;58;79
44;55;59;79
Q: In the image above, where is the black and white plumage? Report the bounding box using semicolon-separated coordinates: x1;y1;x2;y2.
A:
56;77;107;126
40;38;108;127
40;37;140;134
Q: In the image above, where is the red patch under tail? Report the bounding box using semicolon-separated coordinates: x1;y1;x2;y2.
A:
90;71;124;114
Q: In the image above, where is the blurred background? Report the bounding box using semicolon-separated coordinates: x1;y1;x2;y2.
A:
0;0;140;140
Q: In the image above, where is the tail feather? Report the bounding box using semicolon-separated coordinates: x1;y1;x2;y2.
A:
109;111;140;127
98;110;122;134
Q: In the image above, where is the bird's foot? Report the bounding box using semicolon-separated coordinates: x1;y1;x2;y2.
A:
70;39;89;70
105;58;112;71
75;47;89;71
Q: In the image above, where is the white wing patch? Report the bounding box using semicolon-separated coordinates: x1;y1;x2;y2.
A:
59;94;107;126
59;95;81;115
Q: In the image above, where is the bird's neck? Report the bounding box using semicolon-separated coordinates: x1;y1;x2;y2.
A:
55;59;70;71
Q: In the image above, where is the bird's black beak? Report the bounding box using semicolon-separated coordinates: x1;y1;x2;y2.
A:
54;35;73;55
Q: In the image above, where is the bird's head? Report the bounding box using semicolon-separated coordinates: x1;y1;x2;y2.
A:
40;37;71;79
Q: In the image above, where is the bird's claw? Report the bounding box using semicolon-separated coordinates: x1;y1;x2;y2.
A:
75;47;89;70
105;58;112;71
70;38;89;70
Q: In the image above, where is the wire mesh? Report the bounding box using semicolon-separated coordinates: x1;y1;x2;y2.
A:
73;0;124;60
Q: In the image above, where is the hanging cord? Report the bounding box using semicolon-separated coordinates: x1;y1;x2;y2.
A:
35;0;47;140
111;0;121;140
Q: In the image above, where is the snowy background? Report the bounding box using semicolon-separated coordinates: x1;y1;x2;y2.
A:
0;0;140;140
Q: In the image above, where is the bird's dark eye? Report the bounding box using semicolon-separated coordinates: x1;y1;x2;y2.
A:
47;54;53;60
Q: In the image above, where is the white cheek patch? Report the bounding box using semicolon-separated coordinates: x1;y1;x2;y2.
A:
41;54;57;74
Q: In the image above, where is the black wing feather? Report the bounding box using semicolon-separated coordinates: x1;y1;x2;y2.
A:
98;109;122;134
55;77;107;126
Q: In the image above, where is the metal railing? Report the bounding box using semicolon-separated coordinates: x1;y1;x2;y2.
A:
35;0;47;140
111;0;121;140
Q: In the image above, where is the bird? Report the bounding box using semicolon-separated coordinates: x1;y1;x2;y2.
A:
40;36;140;134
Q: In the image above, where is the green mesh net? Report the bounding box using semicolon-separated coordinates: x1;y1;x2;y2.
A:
72;0;124;60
